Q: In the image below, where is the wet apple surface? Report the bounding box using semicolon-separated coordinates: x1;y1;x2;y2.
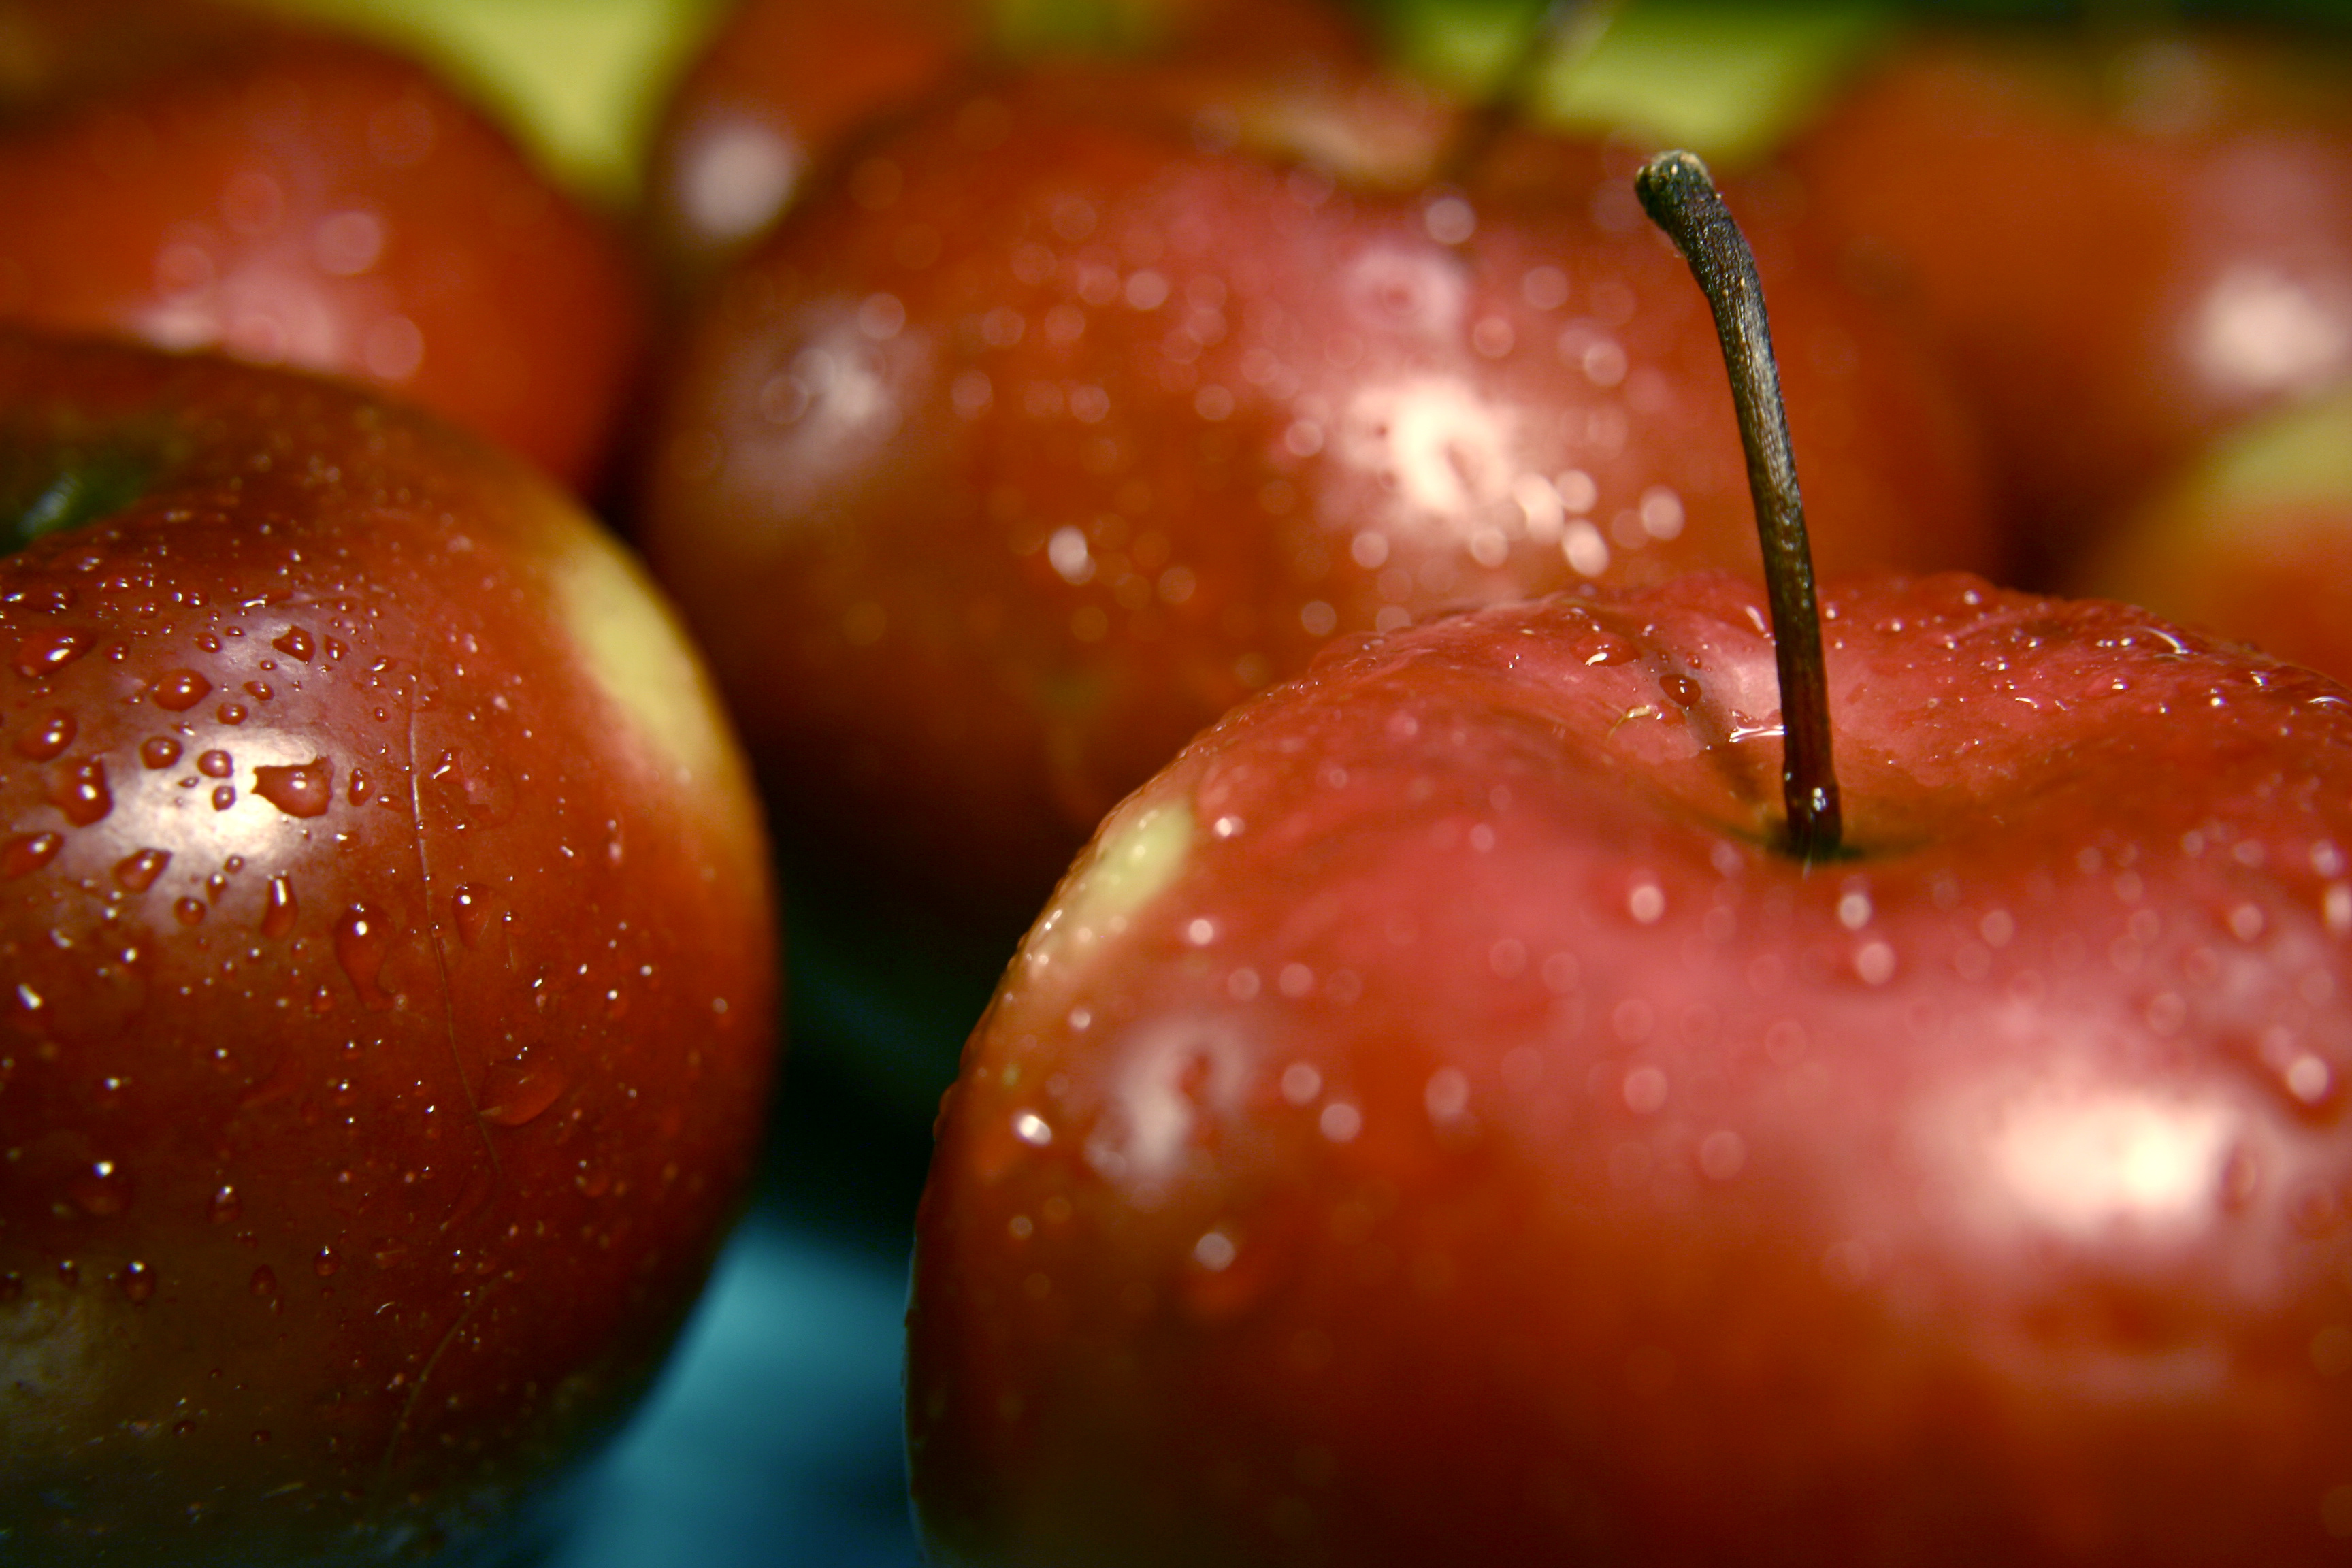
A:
641;71;1994;1060
0;332;776;1565
0;0;652;493
909;574;2352;1565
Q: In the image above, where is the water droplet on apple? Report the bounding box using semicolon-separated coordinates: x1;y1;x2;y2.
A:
480;1062;566;1128
271;626;315;662
196;749;233;779
261;874;297;938
46;758;111;825
0;1273;20;1303
149;668;212;711
334;904;395;1009
1577;630;1635;666
116;1261;153;1303
173;897;206;926
253;758;333;819
249;1264;278;1298
210;1185;241;1224
451;884;493;947
138;736;182;769
114;849;169;892
69;1159;133;1216
14;629;95;680
12;709;75;760
312;1248;338;1278
3;831;62;879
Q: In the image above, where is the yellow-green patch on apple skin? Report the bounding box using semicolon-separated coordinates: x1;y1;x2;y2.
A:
2080;387;2352;685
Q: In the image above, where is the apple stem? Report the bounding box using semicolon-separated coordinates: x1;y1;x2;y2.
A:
1439;0;1618;183
1633;150;1842;862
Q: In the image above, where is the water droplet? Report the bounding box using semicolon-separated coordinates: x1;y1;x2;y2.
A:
211;784;235;811
197;749;233;779
173;896;207;926
271;626;314;662
451;884;493;947
3;832;62;879
479;1062;566;1128
1577;630;1635;666
334;904;395;1009
116;1261;153;1303
69;1159;133;1216
14;629;95;680
210;1185;241;1224
0;1273;20;1303
253;758;333;818
249;1264;278;1296
46;758;112;825
13;710;75;760
114;848;170;892
150;668;212;710
312;1248;338;1278
346;768;372;806
260;874;297;937
139;736;182;768
214;703;246;726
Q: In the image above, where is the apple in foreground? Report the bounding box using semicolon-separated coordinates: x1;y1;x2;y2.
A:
906;154;2352;1565
0;0;652;493
0;331;777;1564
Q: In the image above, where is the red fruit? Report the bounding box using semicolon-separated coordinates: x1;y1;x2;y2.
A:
641;74;1993;947
1786;27;2352;557
643;0;1373;291
909;571;2352;1566
0;0;651;492
0;331;776;1565
2076;385;2352;685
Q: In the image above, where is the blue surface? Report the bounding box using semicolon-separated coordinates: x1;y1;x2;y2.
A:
546;1219;924;1567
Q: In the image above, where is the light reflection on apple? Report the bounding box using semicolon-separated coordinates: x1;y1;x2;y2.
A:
2186;263;2352;399
1981;1077;2242;1240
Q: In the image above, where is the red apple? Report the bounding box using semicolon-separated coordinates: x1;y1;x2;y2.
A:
641;0;1375;293
0;0;652;493
904;148;2352;1565
638;65;1994;1101
906;572;2352;1567
1784;24;2352;564
2074;382;2352;686
0;329;776;1564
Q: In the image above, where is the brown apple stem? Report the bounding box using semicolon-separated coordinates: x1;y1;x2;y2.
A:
1633;150;1842;862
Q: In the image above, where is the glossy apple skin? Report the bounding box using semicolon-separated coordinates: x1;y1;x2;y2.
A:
1785;27;2352;559
911;572;2352;1566
641;78;1993;1028
0;0;651;493
0;333;777;1564
642;0;1372;293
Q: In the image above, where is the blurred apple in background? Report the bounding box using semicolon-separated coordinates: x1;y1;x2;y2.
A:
2076;384;2352;685
1783;22;2352;572
638;42;1993;1107
641;0;1391;296
0;0;657;494
0;329;777;1565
